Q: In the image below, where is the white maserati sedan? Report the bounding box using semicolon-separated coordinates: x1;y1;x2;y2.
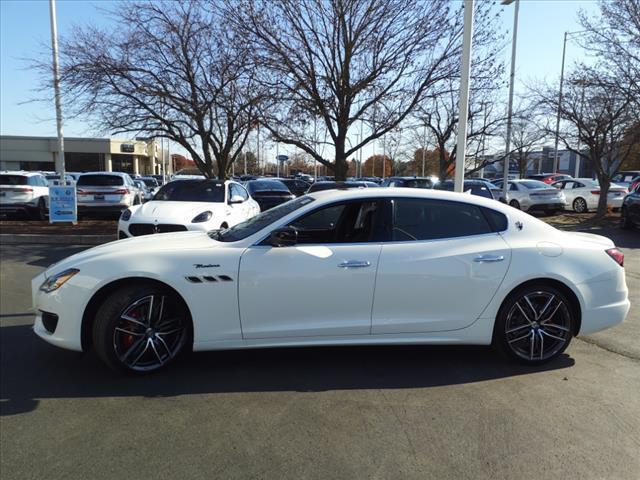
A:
117;179;260;238
32;188;629;373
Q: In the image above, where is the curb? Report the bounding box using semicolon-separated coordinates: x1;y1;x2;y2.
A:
0;234;116;245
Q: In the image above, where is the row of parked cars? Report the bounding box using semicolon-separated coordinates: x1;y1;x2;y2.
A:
1;169;639;231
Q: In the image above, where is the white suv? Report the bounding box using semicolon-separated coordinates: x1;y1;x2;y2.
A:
76;172;143;217
0;171;49;219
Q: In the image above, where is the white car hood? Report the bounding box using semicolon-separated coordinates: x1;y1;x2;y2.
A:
45;231;218;277
131;200;226;222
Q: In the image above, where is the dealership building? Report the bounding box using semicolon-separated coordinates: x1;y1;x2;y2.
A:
0;135;171;175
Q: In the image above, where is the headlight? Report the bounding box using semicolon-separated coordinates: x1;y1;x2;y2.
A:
191;211;213;223
39;268;79;293
120;208;132;221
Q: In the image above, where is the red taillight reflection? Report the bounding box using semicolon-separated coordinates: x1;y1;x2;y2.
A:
114;189;129;195
606;248;624;267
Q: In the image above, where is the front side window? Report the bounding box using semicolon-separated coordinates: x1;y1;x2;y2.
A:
391;198;493;241
288;200;384;244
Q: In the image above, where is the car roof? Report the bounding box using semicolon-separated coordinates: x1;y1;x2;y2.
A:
0;170;43;176
307;186;511;212
79;171;130;177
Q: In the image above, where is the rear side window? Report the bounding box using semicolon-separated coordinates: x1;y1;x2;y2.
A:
77;175;124;186
0;175;28;185
392;199;493;241
481;208;508;232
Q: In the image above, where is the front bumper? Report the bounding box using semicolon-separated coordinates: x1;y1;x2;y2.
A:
31;272;85;352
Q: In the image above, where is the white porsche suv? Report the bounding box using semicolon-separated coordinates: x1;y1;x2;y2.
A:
117;178;260;238
0;171;49;219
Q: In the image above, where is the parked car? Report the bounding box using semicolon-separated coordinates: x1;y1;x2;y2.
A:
45;172;80;185
381;176;436;188
434;180;495;200
611;171;640;190
551;178;628;213
76;172;142;216
0;171;49;219
307;181;379;193
493;179;566;214
245;179;295;211
527;173;573;184
629;176;640;193
621;183;640;229
275;178;311;197
118;179;258;238
31;188;630;373
138;177;160;197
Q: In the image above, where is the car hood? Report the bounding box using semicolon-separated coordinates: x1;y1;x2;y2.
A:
130;200;226;221
45;231;217;277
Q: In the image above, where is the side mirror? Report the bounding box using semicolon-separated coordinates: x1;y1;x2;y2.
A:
229;195;244;204
269;226;298;247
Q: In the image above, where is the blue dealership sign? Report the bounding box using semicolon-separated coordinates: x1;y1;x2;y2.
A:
49;182;77;223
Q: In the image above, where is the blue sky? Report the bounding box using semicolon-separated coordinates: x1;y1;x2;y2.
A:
0;0;599;160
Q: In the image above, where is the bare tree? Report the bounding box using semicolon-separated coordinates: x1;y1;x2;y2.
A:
225;0;471;180
509;102;548;178
578;0;640;101
535;72;640;216
35;1;264;178
412;2;507;180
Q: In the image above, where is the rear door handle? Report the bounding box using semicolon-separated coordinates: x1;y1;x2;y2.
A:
473;254;504;263
338;260;371;268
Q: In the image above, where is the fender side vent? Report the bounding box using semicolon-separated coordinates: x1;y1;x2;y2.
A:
218;275;233;282
203;276;218;282
186;276;203;283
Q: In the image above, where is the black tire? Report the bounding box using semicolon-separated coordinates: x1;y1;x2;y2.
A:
29;198;47;220
573;197;588;213
92;283;191;373
509;199;520;210
133;196;141;206
493;284;574;365
621;207;634;230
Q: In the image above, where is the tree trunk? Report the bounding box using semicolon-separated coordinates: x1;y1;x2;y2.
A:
334;137;347;181
596;172;610;218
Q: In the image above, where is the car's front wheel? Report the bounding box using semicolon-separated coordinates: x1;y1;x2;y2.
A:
494;285;574;365
92;284;190;373
509;199;520;210
573;197;588;213
620;207;634;229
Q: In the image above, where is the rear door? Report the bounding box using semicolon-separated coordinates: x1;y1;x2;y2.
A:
372;198;511;333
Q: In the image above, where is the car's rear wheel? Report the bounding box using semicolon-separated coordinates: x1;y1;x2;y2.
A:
30;198;46;220
573;197;588;213
494;285;574;365
92;284;190;373
621;207;634;229
509;199;520;210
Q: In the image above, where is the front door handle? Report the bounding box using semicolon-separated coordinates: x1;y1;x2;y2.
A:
473;254;504;263
338;260;371;269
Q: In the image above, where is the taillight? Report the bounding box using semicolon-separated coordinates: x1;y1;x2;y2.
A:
114;189;130;195
590;190;600;195
606;248;624;267
77;189;87;195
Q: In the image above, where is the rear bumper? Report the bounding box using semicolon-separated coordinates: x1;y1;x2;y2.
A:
78;204;129;214
526;202;565;212
0;203;37;213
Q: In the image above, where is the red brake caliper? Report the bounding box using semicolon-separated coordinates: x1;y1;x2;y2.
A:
122;308;141;348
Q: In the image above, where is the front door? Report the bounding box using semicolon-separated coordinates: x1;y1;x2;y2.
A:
372;198;511;333
238;199;386;338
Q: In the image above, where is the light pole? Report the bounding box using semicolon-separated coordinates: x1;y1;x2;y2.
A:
553;29;592;174
454;0;475;193
49;0;65;183
502;0;520;200
422;122;427;177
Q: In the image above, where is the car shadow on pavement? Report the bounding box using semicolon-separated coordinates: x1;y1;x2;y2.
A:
0;324;574;417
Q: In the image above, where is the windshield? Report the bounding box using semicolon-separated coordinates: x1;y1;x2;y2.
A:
403;179;434;188
212;196;315;242
0;175;28;185
77;175;124;186
247;180;290;193
154;180;225;202
141;178;158;187
519;180;550;190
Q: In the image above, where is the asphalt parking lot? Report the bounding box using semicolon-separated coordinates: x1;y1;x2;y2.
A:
1;227;639;480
